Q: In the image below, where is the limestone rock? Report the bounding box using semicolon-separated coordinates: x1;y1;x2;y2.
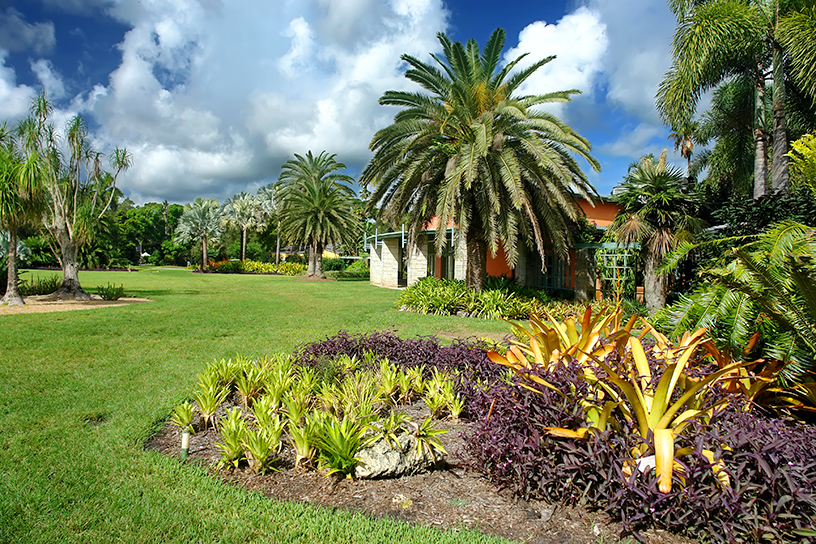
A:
355;433;441;479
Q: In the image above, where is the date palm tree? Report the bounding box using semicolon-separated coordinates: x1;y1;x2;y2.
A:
279;176;359;278
657;0;816;198
222;192;261;261
174;198;223;271
0;124;45;305
608;151;702;314
278;151;354;276
361;28;600;291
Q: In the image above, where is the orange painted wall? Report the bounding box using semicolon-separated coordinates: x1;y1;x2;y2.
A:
577;198;619;228
486;245;513;277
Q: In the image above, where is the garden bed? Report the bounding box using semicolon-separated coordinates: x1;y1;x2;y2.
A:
148;398;690;544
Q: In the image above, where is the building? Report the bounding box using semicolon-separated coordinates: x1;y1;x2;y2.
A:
367;197;623;299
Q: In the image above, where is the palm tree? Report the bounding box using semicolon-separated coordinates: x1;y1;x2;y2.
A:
256;184;280;269
278;151;354;275
657;0;816;198
608;151;702;314
222;192;261;261
0;124;44;305
667;120;698;178
279;177;359;278
360;29;600;291
174;198;223;271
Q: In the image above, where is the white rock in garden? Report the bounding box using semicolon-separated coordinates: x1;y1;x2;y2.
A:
355;433;440;479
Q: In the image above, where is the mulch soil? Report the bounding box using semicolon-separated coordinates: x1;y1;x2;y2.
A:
147;399;695;544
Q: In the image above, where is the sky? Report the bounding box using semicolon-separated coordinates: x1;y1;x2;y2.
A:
0;0;683;205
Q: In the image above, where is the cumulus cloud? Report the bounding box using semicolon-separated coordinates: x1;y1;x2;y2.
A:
31;59;66;99
0;8;55;55
0;51;35;120
504;6;608;114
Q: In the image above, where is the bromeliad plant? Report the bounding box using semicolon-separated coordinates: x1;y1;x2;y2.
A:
315;414;372;478
487;305;748;493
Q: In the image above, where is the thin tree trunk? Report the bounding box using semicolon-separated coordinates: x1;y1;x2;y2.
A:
241;227;247;261
3;229;24;306
53;231;89;300
754;78;768;199
643;251;666;315
201;235;208;271
771;41;789;195
465;225;487;292
275;219;281;272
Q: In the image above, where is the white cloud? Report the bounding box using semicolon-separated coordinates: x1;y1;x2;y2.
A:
598;122;663;157
0;8;55;55
504;6;608;111
31;59;66;99
0;51;35;120
278;17;316;78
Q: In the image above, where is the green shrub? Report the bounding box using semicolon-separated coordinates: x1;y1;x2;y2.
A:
96;283;125;301
337;258;369;279
18;274;60;296
242;260;276;274
285;253;307;264
276;262;307;276
322;258;346;271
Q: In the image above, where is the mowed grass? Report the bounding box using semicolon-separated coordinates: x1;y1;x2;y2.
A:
0;268;511;544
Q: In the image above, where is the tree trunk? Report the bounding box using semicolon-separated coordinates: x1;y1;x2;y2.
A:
53;231;89;300
643;251;666;315
241;227;247;261
314;241;325;278
275;220;281;272
754;78;768;199
465;225;487;292
307;245;315;277
201;235;208;271
3;229;25;306
771;41;789;195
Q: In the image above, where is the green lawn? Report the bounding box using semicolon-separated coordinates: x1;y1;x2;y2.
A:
0;268;511;543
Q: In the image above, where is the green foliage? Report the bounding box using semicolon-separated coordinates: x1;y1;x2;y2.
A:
316;414;370;478
321;257;345;271
398;276;549;319
215;407;247;469
276;262;307;276
411;417;447;458
96;282;125;301
336;258;369;279
788;133;816;196
169;401;196;432
18;273;60;296
193;378;230;431
242;425;281;474
289;413;320;469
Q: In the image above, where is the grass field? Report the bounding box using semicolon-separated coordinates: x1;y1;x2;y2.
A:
0;268;511;543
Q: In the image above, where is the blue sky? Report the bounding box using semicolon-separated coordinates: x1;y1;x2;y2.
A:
0;0;682;204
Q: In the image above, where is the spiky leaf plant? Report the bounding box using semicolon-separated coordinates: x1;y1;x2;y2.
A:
215;407;246;469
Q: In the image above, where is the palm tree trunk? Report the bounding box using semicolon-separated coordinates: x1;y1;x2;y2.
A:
315;242;325;278
754;78;768;199
3;229;24;306
771;41;789;195
241;227;247;261
307;245;315;277
465;224;487;292
643;251;667;314
201;235;208;271
275;219;281;272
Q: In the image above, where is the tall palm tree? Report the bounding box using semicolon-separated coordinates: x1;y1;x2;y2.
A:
657;0;816;198
360;28;600;291
279;176;359;278
667;120;698;178
278;151;354;275
0;124;44;305
608;151;702;314
222;192;261;261
174;198;223;271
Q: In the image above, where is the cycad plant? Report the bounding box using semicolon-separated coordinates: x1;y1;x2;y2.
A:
659;220;816;380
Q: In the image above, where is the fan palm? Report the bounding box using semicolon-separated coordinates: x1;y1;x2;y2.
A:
278;176;359;278
222;192;261;261
277;151;354;275
174;198;223;271
658;0;816;198
668;120;698;178
0;123;45;305
360;28;600;291
608;151;702;314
